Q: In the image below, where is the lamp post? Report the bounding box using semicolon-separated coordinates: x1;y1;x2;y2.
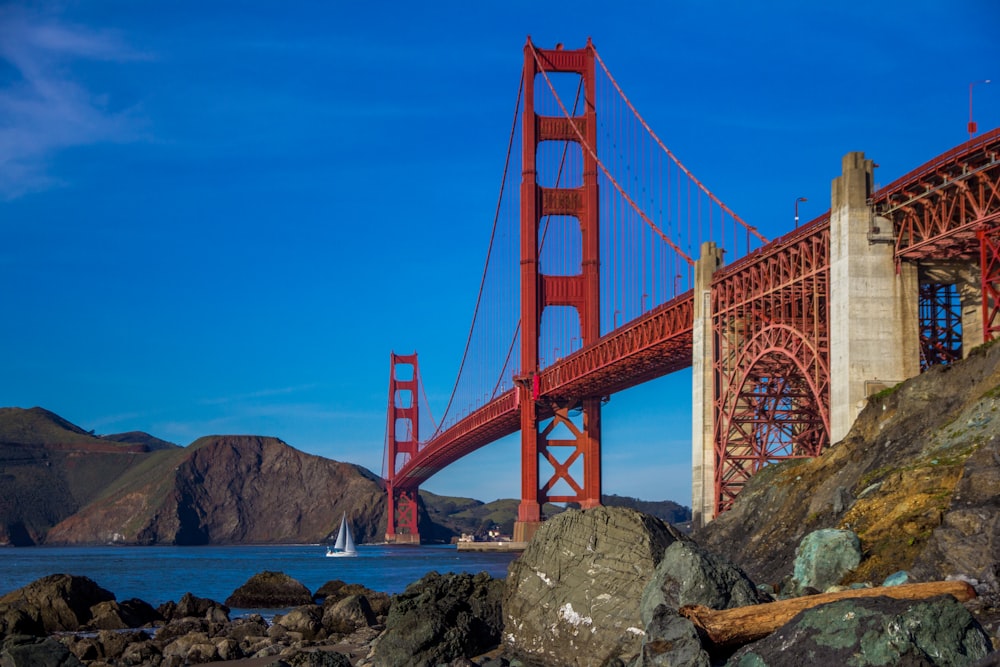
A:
795;197;807;228
969;79;991;139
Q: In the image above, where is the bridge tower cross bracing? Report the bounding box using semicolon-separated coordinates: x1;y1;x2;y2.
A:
514;38;602;543
385;352;421;544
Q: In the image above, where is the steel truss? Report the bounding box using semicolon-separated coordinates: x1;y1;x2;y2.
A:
875;128;1000;263
711;222;830;514
918;282;963;369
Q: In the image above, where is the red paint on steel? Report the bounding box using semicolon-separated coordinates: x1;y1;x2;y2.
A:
382;40;1000;527
384;352;421;543
711;225;831;515
518;37;602;521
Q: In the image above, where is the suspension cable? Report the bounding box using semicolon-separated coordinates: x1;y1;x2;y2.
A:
591;45;768;246
416;363;438;436
528;43;695;265
433;71;524;437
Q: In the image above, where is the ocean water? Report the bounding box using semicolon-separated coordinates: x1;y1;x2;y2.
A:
0;544;519;611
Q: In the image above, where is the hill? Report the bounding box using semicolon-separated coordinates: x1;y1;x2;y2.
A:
0;407;181;545
0;405;691;546
420;491;691;541
45;435;386;545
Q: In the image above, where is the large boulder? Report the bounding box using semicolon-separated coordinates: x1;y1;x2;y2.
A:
0;634;84;667
225;571;313;608
274;604;325;641
0;574;114;633
789;528;862;595
372;570;504;667
641;540;766;624
317;579;391;617
503;506;685;667
158;591;230;622
726;595;990;666
322;594;377;635
636;540;763;667
84;598;161;630
635;605;710;667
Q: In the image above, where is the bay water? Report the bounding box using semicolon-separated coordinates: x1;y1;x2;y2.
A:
0;544;519;613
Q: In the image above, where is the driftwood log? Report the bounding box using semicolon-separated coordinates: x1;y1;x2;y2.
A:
679;580;977;648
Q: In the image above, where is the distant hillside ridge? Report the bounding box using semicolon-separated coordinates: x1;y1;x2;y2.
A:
420;491;692;541
0;407;180;545
0;405;693;547
45;435;387;546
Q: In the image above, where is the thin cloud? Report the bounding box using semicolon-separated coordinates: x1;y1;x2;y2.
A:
198;384;320;406
0;5;145;199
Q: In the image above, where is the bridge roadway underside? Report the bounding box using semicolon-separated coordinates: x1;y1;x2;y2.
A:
394;294;695;490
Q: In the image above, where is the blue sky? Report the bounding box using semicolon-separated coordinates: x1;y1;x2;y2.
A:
1;1;997;507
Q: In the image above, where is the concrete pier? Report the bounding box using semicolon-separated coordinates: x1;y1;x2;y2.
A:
829;152;920;443
691;241;723;529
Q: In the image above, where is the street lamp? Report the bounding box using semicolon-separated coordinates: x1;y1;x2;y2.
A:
969;79;991;139
795;197;807;228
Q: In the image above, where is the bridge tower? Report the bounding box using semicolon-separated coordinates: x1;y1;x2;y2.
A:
385;352;420;544
514;38;602;543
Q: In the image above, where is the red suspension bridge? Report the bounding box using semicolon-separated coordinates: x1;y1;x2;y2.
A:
382;38;1000;543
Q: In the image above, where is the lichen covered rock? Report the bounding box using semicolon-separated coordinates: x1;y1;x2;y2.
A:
726;595;990;666
641;540;766;625
789;529;862;595
372;570;504;667
503;505;685;667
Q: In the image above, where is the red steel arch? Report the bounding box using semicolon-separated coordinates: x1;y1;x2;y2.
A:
713;324;830;511
711;220;831;513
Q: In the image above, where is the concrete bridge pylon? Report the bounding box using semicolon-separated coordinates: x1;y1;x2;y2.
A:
691;241;723;528
829;152;920;443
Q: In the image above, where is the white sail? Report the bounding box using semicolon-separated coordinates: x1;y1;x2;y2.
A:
333;515;347;551
326;513;358;557
343;519;356;553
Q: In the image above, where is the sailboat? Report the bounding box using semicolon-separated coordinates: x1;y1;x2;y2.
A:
325;514;357;557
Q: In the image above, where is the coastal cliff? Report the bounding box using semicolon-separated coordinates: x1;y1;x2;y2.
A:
44;435;387;546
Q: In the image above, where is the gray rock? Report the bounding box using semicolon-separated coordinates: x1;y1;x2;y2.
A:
789;529;861;596
275;605;325;640
0;574;114;633
0;634;84;666
882;570;910;587
634;605;710;667
322;594;376;635
318;580;391;618
223;614;270;642
641;540;765;625
226;571;314;609
0;607;44;638
158;591;229;622
913;440;1000;604
372;570;504;667
726;595;990;666
268;649;353;666
118;639;162;666
503;506;685;667
85;599;160;630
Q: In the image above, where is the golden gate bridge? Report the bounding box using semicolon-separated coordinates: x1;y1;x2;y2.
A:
380;38;1000;543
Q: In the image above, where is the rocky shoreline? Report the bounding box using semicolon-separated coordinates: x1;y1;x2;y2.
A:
0;506;997;666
